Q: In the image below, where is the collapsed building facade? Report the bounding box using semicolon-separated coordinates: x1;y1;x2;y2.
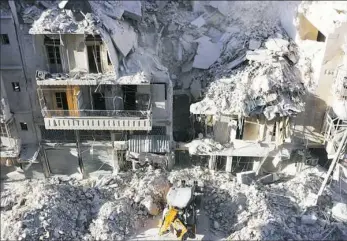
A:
0;0;346;185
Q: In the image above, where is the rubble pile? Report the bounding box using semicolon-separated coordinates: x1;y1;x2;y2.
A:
0;168;170;241
169;166;347;240
190;34;306;119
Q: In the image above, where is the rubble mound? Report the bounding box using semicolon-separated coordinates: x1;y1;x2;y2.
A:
0;167;171;241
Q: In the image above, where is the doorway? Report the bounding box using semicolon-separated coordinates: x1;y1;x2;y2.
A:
122;85;137;110
92;93;106;110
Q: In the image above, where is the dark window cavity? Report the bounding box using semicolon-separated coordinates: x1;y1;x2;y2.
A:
12;82;20;92
20;122;28;131
0;34;10;44
46;45;61;64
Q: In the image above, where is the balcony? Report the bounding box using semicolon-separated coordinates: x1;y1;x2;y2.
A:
322;108;347;158
0;98;12;123
42;109;152;130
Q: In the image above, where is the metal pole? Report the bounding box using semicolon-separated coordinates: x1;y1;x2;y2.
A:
317;129;347;197
75;130;85;178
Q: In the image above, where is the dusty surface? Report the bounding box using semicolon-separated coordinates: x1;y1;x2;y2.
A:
1;164;347;241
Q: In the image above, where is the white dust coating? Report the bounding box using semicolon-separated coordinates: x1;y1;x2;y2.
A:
190;36;306;119
29;7;98;34
2;165;347;240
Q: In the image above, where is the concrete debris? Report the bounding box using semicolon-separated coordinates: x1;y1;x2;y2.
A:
248;39;262;50
257;173;280;184
332;202;347;222
0;167;170;241
193;39;222;69
191;15;206;28
167;165;347;240
190;36;306;119
28;6;98;34
301;213;318;225
2;164;347;240
237;171;256;185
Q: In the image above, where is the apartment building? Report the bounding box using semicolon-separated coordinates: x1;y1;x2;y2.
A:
0;1;174;177
0;2;40;170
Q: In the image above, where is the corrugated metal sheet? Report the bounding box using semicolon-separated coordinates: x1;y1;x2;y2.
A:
128;135;170;153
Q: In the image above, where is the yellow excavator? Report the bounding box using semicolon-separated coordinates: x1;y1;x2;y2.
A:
158;180;203;240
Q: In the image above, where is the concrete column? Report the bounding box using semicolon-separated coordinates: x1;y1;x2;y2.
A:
226;156;233;172
208;155;216;170
112;149;120;174
252;159;261;173
75;130;86;178
167;152;175;170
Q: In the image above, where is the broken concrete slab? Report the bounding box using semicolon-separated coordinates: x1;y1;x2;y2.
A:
265;38;289;52
237;171;256;185
122;1;142;21
100;15;137;57
226;54;246;70
58;0;69;9
193;39;222;69
246;49;273;62
191;15;206;28
249;39;261;50
258;173;280;184
332;202;347;222
301;213;318;225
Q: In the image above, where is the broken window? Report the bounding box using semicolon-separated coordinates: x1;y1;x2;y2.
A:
55;92;68;110
0;34;9;45
87;45;102;73
12;82;20;92
44;36;62;73
20;122;28;131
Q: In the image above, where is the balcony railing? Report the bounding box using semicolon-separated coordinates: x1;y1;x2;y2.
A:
42;109;151;119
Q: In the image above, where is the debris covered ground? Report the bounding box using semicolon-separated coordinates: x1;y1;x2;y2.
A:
1;164;347;241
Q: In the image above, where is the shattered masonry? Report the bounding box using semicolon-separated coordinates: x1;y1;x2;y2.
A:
1;0;347;241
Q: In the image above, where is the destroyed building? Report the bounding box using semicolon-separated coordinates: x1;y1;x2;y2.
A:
1;0;174;176
0;0;346;185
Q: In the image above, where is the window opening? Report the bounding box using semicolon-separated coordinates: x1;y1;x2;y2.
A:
0;34;10;44
20;122;28;131
122;85;137;110
92;92;106;111
55;92;69;110
44;36;62;73
12;82;20;92
87;45;101;73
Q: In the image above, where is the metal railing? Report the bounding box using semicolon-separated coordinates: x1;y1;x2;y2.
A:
42;109;151;119
322;108;347;143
